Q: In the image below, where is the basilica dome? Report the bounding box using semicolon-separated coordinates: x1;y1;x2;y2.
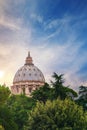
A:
13;62;45;83
13;65;45;83
11;52;45;96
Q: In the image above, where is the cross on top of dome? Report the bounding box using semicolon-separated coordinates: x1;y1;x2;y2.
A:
28;51;30;57
25;51;33;65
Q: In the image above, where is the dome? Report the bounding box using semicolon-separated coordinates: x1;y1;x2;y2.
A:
13;52;45;84
11;52;45;96
13;65;45;83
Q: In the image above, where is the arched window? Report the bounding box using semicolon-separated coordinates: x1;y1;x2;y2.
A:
16;86;19;93
29;87;32;93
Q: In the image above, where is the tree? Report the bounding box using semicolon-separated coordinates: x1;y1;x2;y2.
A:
79;85;87;99
31;83;51;103
0;85;18;130
51;73;77;100
76;85;87;110
0;106;18;130
0;85;10;105
7;94;36;130
25;98;87;130
32;73;77;103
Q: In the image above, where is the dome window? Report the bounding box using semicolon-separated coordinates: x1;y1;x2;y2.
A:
29;73;31;76
34;69;36;71
35;74;37;76
23;73;25;76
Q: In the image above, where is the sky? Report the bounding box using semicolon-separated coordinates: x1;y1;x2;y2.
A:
0;0;87;91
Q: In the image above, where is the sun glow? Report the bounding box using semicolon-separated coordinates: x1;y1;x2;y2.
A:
0;70;4;79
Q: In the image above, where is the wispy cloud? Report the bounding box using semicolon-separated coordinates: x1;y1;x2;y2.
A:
0;16;21;31
30;13;43;23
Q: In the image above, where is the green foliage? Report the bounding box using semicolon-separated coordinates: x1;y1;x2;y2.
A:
62;86;78;98
51;73;77;100
79;85;87;99
0;125;4;130
0;85;18;130
0;85;10;105
0;105;18;130
0;73;86;130
25;98;87;130
52;73;64;86
7;94;36;130
76;85;87;111
32;74;77;103
31;83;51;103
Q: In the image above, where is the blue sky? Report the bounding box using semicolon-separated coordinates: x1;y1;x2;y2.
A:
0;0;87;90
